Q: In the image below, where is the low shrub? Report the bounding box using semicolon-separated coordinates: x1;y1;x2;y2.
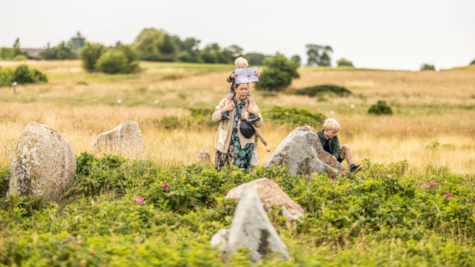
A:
1;153;475;265
159;115;181;129
12;55;28;61
293;84;352;97
0;64;47;87
80;43;106;72
0;168;10;197
336;58;354;67
263;106;325;127
96;51;131;74
368;101;393;115
421;64;436;71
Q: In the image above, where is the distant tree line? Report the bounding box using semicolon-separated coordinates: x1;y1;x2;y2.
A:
0;28;362;68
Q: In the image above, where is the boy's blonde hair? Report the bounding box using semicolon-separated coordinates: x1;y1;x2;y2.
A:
323;118;340;132
235;57;249;67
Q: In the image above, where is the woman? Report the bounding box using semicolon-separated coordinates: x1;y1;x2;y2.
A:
212;83;264;173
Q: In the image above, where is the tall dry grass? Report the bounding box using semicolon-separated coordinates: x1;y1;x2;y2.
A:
0;60;474;174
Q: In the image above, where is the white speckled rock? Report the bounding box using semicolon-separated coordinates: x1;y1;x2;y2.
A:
212;185;289;262
197;149;211;163
92;120;145;157
8;122;76;201
226;178;305;222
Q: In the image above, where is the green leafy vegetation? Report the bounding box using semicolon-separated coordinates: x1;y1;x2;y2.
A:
80;43;140;74
293;84;352;97
336;58;354;67
421;64;436;71
0;64;48;87
255;54;300;92
1;153;475;265
263;106;325;127
368;100;393;115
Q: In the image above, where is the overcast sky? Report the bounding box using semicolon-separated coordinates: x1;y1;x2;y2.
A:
1;0;474;70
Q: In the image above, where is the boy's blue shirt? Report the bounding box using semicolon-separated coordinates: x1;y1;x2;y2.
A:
317;129;341;158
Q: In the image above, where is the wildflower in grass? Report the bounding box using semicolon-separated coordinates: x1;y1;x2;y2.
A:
135;197;144;204
117;99;122;104
161;184;168;189
165;171;169;174
424;184;429;188
445;194;452;198
224;191;228;195
332;179;337;182
429;183;435;187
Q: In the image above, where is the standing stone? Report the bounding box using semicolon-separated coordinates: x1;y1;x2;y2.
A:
226;178;305;221
92;120;145;157
265;127;348;178
8;122;76;201
197;149;211;163
212;185;289;262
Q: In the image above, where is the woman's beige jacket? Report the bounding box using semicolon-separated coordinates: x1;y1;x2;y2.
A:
212;98;264;153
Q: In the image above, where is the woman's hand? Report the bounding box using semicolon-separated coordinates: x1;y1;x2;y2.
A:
221;102;235;113
254;70;260;78
231;73;238;79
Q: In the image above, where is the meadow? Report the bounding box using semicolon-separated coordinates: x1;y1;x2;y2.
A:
0;60;474;266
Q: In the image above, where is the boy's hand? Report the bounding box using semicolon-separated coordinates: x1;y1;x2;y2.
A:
231;73;238;78
332;156;337;161
266;146;271;152
304;125;314;131
254;70;260;78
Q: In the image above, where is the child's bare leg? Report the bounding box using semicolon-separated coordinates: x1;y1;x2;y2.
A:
225;93;234;105
247;96;255;107
339;144;354;165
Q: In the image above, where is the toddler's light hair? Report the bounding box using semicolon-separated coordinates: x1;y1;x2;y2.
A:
234;57;249;67
323;118;340;132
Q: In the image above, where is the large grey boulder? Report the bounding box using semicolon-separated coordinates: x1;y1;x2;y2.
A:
92;120;145;157
265;127;348;178
211;185;289;262
226;178;305;222
8;122;76;201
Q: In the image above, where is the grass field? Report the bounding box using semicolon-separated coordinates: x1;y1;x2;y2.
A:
0;60;474;174
1;60;475;266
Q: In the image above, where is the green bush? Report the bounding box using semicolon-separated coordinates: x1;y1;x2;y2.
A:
263;106;325;127
368;100;393;115
0;168;10;198
1;152;475;265
0;67;14;86
95;51;131;74
12;55;28;61
255;54;300;92
159;115;182;129
421;64;436;71
79;43;106;72
293;84;352;97
336;58;354;67
0;65;47;87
